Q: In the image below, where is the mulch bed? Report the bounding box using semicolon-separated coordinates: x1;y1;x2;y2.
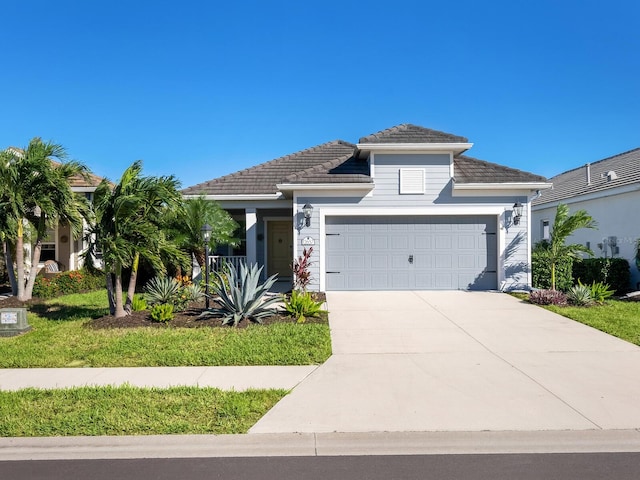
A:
0;292;328;330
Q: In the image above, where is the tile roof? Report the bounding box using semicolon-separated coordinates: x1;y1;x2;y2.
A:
183;125;546;196
533;147;640;205
454;155;547;183
182;140;358;195
359;123;468;144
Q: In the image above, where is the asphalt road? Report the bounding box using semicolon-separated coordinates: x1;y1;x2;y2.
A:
2;453;640;480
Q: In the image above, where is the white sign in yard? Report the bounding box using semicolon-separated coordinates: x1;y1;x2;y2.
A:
301;236;315;246
1;312;18;324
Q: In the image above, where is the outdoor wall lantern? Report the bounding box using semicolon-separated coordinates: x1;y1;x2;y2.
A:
201;223;212;309
512;202;523;226
302;204;313;227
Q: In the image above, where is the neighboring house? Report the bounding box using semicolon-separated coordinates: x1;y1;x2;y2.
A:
183;124;550;292
531;147;640;289
31;165;104;273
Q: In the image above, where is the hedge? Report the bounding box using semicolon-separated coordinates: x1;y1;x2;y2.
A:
532;249;573;291
572;258;631;294
32;269;105;299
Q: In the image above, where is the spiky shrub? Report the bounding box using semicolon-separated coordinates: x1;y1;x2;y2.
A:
529;289;568;306
183;283;205;303
131;294;148;311
283;290;326;323
588;281;615;304
291;247;313;292
150;303;174;323
200;262;279;326
144;276;181;305
567;284;592;306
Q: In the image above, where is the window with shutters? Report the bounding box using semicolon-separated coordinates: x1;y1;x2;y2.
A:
399;168;425;194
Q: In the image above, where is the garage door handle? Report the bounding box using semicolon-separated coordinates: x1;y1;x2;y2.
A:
326;271;340;274
408;255;414;264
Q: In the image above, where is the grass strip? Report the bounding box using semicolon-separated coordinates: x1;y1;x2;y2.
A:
0;386;286;437
0;291;332;367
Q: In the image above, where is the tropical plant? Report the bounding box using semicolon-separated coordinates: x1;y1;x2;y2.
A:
0;139;92;300
291;247;313;292
85;161;187;318
144;276;181;305
182;283;205;303
131;294;148;311
534;204;597;291
150;303;174;323
588;281;615;304
165;196;238;277
200;262;279;326
282;290;325;323
529;289;568;306
567;284;592;306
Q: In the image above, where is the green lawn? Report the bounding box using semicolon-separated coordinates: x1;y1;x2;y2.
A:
0;291;332;367
545;300;640;346
0;386;286;436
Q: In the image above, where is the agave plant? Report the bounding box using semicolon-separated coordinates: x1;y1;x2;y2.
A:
567;283;592;306
200;262;279;326
144;276;181;305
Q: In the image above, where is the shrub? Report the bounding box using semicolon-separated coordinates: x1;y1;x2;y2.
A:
529;289;568;306
131;294;148;311
283;290;326;323
144;276;181;305
291;247;313;292
567;284;592;306
572;258;630;294
531;242;573;292
150;303;174;323
32;269;105;299
200;262;279;327
588;281;615;304
182;283;204;303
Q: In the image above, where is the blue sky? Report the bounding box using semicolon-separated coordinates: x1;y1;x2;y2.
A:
2;0;638;188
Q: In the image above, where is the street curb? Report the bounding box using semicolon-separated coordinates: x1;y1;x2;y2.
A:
2;430;640;460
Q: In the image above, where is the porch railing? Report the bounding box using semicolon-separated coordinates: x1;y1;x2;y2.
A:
207;255;247;273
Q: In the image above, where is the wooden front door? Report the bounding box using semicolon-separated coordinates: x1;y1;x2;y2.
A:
267;221;293;278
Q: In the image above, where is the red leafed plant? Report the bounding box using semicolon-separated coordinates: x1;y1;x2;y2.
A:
291;247;313;292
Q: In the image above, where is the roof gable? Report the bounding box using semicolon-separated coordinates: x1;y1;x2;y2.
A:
359;123;468;144
533;147;640;205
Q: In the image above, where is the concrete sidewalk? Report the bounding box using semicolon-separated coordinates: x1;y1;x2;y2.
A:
0;366;317;391
250;291;640;433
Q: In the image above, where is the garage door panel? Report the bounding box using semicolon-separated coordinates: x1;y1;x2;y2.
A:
325;216;497;291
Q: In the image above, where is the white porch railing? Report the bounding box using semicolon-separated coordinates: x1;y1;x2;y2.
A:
207;255;247;273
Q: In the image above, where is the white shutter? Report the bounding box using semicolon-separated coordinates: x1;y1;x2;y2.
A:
399;168;425;194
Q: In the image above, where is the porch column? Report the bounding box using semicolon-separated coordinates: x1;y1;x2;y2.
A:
245;208;257;266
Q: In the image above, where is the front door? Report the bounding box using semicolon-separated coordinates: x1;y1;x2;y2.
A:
267;221;293;278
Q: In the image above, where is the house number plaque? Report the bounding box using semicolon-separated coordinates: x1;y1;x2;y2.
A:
301;236;315;246
1;312;18;324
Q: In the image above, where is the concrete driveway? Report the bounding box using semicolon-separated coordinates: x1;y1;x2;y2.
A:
250;291;640;433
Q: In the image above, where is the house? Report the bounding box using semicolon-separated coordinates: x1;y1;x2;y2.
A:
183;124;550;291
531;147;640;289
31;164;103;273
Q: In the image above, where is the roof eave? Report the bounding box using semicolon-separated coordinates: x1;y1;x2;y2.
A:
277;183;375;192
182;193;285;201
453;182;552;191
357;143;473;155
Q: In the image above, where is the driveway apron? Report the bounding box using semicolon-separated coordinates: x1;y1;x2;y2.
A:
250;291;640;433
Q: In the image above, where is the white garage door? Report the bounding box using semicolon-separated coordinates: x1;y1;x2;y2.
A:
325;216;497;290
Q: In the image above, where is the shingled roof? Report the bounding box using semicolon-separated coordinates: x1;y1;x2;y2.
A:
359;123;468;144
533;147;640;205
182;140;360;195
454;155;547;183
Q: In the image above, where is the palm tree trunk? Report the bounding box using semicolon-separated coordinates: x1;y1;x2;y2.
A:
114;262;127;318
551;262;556;291
3;240;18;295
24;237;43;301
105;272;116;315
15;223;26;301
124;252;140;313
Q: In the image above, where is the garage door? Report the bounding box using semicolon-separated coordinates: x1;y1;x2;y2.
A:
325;216;497;291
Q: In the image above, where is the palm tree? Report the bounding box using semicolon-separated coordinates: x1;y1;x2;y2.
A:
2;139;91;301
166;196;238;276
87;161;187;318
542;203;597;290
0;148;20;294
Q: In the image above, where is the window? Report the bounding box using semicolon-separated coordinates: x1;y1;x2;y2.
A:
41;227;56;262
399;168;425;194
541;220;550;240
